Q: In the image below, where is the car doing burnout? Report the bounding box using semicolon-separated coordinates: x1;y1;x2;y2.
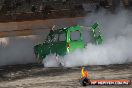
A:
34;22;103;62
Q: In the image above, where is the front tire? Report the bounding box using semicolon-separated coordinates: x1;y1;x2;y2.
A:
36;54;43;64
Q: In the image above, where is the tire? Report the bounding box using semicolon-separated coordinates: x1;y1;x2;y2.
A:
55;55;65;67
36;54;43;64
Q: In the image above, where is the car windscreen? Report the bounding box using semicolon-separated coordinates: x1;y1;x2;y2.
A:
52;34;59;42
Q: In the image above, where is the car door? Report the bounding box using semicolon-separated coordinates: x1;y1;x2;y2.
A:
68;30;85;52
51;32;67;56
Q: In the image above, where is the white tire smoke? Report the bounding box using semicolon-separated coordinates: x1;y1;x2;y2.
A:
43;9;132;67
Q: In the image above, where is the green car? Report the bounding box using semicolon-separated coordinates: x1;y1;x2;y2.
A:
34;22;103;62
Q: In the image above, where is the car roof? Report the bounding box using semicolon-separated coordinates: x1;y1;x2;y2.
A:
53;25;81;34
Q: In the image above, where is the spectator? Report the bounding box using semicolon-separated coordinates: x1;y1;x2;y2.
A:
39;4;44;12
31;5;36;12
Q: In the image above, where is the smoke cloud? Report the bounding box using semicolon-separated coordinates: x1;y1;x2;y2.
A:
0;35;45;66
43;9;132;67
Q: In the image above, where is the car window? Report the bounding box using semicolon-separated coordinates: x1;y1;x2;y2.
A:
70;31;81;41
59;33;66;41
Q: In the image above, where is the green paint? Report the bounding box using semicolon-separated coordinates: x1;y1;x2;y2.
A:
34;22;103;61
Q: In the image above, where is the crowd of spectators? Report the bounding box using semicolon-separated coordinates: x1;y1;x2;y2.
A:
0;0;82;14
